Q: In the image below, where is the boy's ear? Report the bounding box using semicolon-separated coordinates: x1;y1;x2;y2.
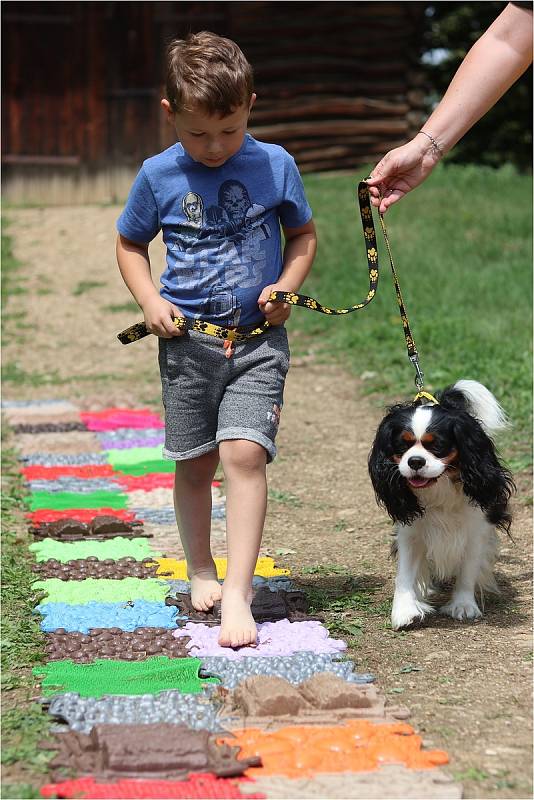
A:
161;98;174;119
248;93;257;113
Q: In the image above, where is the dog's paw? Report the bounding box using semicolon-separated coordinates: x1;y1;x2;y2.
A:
440;594;482;621
391;594;434;630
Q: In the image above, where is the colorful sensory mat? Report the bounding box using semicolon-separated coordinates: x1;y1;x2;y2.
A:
4;399;463;799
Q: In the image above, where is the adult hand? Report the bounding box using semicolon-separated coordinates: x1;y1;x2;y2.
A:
257;284;292;325
142;296;185;337
366;136;442;214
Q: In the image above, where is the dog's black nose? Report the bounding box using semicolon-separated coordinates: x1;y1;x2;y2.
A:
408;456;426;471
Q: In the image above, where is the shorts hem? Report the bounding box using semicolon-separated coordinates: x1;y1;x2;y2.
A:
163;441;218;461
216;427;277;463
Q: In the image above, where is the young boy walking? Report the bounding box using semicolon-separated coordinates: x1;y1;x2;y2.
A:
116;31;316;648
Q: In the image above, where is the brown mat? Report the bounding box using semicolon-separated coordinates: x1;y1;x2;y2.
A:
43;723;260;780
33;557;160;580
219;673;409;730
31;516;148;541
165;587;320;625
239;767;463;799
44;628;191;662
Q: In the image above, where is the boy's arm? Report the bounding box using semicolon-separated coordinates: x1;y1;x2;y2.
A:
116;234;184;338
258;220;317;325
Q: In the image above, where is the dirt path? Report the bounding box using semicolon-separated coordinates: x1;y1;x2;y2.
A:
4;205;533;799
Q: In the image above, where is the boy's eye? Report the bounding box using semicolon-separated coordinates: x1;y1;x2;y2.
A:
223;129;237;135
189;132;205;138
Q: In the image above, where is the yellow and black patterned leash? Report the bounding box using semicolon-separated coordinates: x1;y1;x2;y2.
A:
117;181;427;391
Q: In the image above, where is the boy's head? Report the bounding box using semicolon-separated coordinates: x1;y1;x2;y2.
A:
162;31;256;168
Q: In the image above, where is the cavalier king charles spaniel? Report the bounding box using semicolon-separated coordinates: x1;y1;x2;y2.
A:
368;380;515;630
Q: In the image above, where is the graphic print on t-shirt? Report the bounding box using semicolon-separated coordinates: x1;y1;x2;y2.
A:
169;180;272;324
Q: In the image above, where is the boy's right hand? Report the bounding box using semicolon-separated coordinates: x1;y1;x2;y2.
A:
142;296;185;338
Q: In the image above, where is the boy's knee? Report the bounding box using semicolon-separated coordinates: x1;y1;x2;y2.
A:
175;450;219;486
219;439;267;473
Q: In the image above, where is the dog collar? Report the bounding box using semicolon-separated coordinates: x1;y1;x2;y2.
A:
414;391;439;405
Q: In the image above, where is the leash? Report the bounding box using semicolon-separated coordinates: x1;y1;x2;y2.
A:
117;181;430;394
117;181;379;354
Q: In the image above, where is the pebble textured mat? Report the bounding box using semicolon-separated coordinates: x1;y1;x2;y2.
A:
44;628;191;662
1;398;461;798
46;689;222;733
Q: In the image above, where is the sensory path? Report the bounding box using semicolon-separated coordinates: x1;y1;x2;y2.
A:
3;398;463;799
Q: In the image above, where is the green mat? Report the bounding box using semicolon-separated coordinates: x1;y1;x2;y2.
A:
105;446;173;475
29;536;160;563
33;656;218;697
28;491;128;511
32;577;169;604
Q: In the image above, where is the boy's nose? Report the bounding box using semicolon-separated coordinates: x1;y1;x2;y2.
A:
207;139;223;154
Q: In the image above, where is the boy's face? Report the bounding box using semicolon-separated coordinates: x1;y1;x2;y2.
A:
162;95;256;168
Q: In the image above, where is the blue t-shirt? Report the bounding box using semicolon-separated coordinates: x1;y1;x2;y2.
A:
117;134;313;326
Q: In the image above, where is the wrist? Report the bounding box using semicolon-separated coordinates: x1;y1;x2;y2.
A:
416;130;445;159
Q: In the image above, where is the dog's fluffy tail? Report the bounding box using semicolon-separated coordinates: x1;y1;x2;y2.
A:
452;379;509;436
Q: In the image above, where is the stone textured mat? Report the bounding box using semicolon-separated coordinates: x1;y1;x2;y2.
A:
6;411;83;427
13;421;88;434
174;620;346;659
40;774;265;799
27;477;122;494
99;435;165;450
165;588;320;625
45;628;191;662
34;656;218;697
29;490;128;511
42;723;260;780
31;514;147;540
33;557;160;580
17;431;102;455
154;557;289;581
96;425;164;442
21;453;109;466
30;536;158;563
218;720;449;777
80;409;164;430
239;767;463;799
33;577;169;604
198;654;374;689
36;600;180;633
46;689;222;734
219;673;409;729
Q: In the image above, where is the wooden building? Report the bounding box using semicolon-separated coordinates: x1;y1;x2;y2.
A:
2;1;426;204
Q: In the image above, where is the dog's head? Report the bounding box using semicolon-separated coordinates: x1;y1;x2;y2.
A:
368;380;515;530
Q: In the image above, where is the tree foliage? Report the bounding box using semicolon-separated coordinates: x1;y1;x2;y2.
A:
423;2;532;171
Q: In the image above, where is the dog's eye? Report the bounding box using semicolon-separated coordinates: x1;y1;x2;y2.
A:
425;438;452;458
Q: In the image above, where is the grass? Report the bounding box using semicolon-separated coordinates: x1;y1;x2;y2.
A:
298;163;532;463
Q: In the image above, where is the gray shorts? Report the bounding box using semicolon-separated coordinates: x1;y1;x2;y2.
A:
158;325;290;463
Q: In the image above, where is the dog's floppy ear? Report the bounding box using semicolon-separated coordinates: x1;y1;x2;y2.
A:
453;413;515;533
368;418;423;525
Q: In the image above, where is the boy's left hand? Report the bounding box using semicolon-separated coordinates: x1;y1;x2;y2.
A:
258;284;291;325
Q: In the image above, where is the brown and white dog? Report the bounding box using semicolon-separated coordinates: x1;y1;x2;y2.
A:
368;380;515;630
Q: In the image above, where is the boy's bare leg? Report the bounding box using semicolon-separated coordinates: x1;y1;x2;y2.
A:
218;439;267;647
173;450;222;611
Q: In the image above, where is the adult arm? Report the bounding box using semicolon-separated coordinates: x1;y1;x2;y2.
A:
116;234;183;337
367;3;533;213
257;219;317;324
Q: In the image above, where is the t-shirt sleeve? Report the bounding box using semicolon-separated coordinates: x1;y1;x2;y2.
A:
278;154;313;229
116;167;160;244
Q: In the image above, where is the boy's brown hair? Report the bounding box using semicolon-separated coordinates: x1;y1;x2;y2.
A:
165;31;254;116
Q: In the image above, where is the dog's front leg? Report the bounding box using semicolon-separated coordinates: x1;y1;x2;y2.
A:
440;527;485;621
391;527;434;630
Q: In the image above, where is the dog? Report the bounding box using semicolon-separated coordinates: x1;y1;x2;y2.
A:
368;380;515;630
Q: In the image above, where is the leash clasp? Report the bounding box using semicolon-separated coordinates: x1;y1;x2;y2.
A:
409;353;425;391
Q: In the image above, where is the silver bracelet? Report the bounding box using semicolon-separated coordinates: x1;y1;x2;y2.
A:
418;130;444;157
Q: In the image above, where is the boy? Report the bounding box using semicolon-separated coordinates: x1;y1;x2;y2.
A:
116;31;316;648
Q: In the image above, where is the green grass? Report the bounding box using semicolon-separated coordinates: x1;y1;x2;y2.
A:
72;279;107;295
299;164;532;462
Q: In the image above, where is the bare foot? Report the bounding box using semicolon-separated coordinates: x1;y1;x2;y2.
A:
218;585;257;648
188;567;222;611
